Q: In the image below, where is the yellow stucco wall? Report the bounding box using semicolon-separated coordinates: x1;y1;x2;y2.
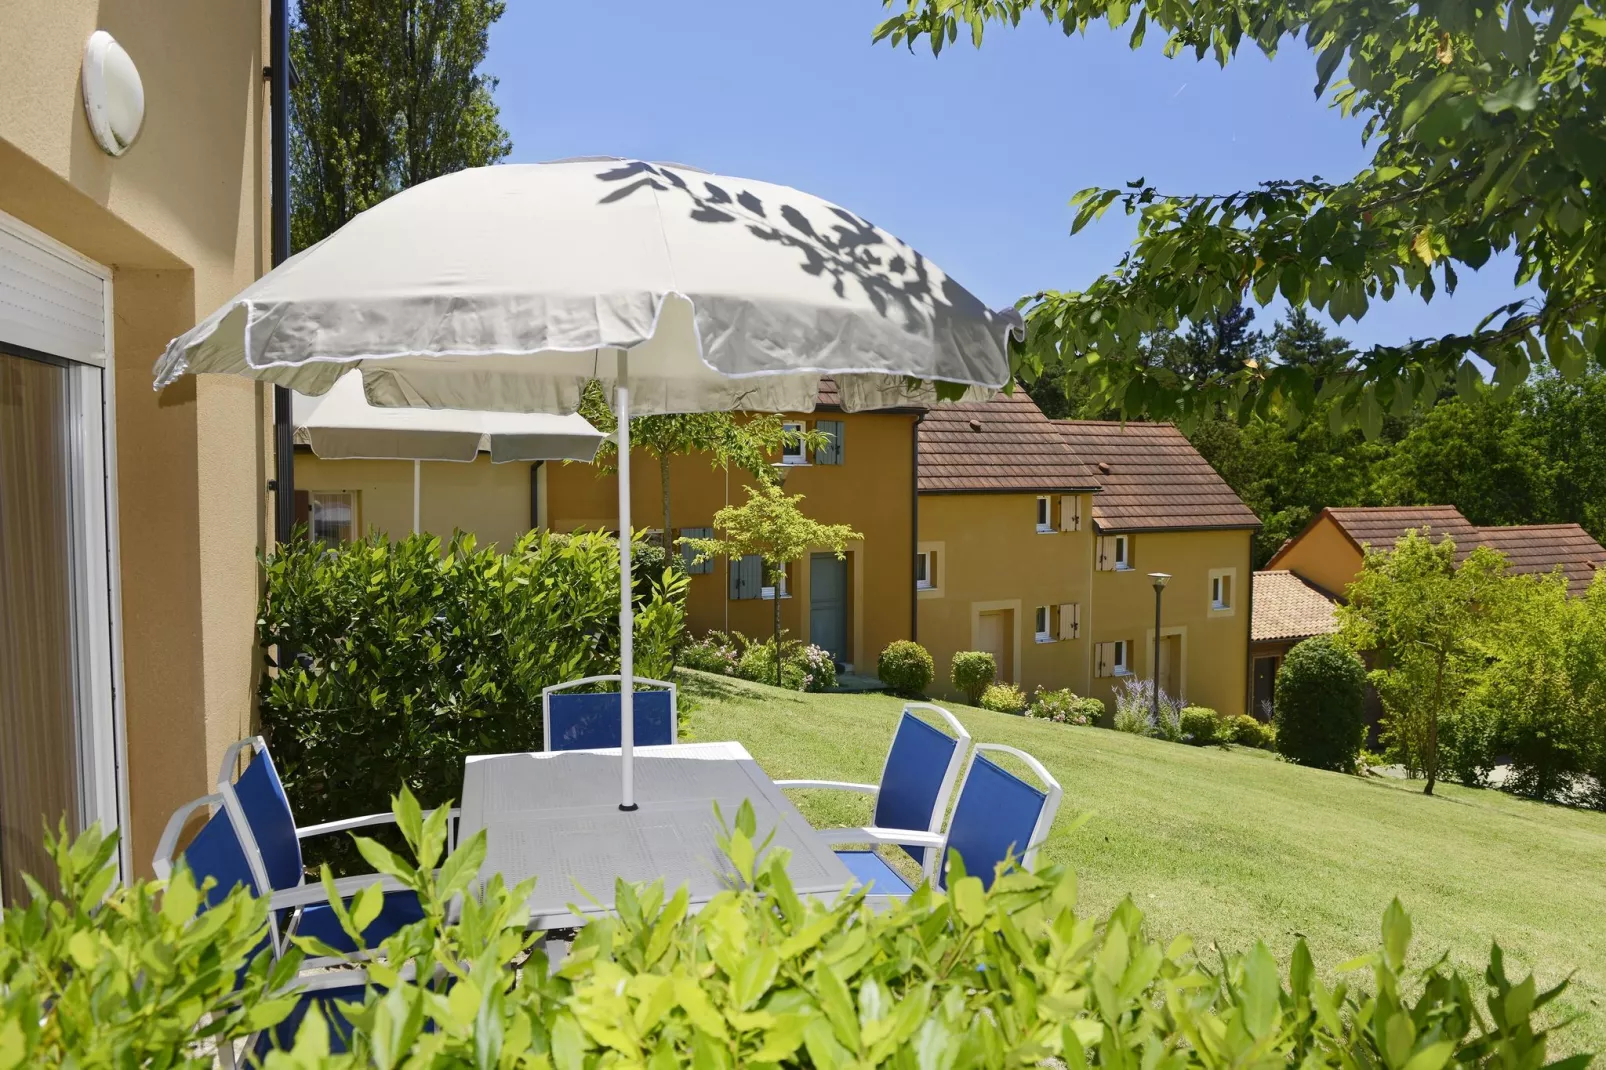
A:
1087;528;1253;716
545;411;918;672
2;1;270;872
917;493;1097;699
1265;514;1362;597
295;453;536;550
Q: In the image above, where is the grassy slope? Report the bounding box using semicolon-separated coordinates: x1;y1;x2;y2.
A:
681;671;1606;1053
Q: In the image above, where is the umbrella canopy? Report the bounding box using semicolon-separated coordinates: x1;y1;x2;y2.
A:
154;158;1018;413
292;370;605;463
153;157;1021;813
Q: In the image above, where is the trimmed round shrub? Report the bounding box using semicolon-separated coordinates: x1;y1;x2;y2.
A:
1027;688;1105;726
1180;706;1221;746
877;640;934;697
950;651;997;706
1273;636;1368;771
1223;713;1275;750
979;682;1028;714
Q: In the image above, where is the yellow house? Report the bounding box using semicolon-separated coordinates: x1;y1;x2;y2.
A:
1253;505;1606;712
2;2;271;892
1055;420;1258;717
915;393;1100;696
916;393;1258;716
302;381;921;673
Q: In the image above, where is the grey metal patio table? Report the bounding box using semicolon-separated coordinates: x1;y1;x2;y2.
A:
459;741;858;928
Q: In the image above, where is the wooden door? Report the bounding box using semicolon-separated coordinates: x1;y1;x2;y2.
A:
977;610;1013;682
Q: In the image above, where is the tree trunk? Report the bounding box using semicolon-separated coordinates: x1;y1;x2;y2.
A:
1424;654;1444;796
773;564;783;687
659;452;672;560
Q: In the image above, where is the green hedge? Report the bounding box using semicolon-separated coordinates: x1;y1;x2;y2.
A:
258;530;686;860
1275;635;1369;771
877;640;934;696
2;806;1582;1067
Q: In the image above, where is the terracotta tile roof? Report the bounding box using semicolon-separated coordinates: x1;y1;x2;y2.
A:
1252;571;1340;643
918;392;1099;493
1274;506;1606;595
1325;506;1481;550
1471;524;1604;593
1052;421;1260;532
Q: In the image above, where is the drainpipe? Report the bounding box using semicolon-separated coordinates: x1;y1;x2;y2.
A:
270;0;294;544
910;415;920;642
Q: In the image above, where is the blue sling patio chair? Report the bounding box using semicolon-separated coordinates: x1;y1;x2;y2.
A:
214;736;454;960
821;743;1063;897
777;703;970;883
152;793;371;1065
542;674;678;751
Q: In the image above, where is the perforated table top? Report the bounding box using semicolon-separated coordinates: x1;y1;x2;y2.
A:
460;742;854;927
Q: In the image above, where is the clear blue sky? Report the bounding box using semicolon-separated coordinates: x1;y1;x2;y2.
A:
486;1;1525;351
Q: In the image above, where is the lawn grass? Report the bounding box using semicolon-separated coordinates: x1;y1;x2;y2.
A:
681;670;1606;1054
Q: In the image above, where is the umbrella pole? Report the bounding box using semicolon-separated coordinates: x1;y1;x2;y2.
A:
412;460;422;535
616;349;637;812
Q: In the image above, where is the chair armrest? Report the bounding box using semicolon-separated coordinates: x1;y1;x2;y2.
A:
267;873;410;911
817;826;944;849
296;807;460;840
774;780;878;794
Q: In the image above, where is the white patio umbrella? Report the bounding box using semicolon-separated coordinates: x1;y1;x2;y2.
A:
292;371;605;534
154;157;1020;811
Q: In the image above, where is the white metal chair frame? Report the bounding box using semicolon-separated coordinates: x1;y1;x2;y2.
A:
818;743;1063;891
151;793;376;1069
776;702;971;882
212;736;457;957
540;674;678;751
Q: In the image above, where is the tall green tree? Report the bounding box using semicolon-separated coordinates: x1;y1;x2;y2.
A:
680;485;861;685
1339;532;1515;795
290;0;511;250
876;1;1606;435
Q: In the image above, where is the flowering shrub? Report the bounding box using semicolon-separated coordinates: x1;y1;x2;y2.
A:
1113;677;1186;740
979;682;1028;714
1027;687;1104;725
679;630;741;676
686;630;836;692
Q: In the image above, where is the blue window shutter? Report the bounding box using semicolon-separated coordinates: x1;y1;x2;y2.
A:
815;419;844;465
730;554;762;599
680;527;713;574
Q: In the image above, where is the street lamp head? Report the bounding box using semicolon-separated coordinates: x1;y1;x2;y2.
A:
1149;572;1171;590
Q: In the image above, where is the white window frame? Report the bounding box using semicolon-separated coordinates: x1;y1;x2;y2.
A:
1112;639;1130;675
0;210;128;884
1113;534;1132;570
761;563;790;600
1034;605;1053;643
1208;567;1237;615
916;549;936;590
1035;495;1054;533
780;421;809;466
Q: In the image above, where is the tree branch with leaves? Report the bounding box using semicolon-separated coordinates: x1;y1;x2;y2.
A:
875;0;1606;436
679;485;861;686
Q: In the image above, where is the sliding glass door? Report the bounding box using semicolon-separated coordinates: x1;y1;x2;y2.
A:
0;217;122;905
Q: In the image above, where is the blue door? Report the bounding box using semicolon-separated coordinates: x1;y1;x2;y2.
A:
809;553;848;665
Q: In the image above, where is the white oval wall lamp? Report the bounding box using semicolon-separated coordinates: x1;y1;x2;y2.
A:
82;30;145;156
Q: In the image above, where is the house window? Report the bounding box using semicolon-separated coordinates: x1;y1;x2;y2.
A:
1097;534;1135;571
781;421;808;465
1095;639;1132;678
761;563;789;599
729;554;764;599
814;419;844;465
1035;496;1053;533
1208;568;1237;614
308;491;358;547
1035;605;1053;642
916;550;936;590
679;527;713;575
1113;534;1130;570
